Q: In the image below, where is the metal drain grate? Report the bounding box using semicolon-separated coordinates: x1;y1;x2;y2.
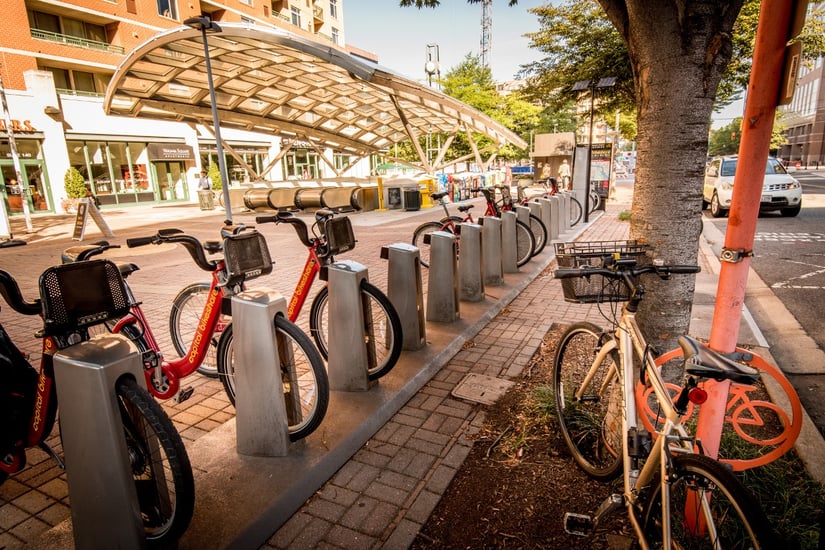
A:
451;373;515;405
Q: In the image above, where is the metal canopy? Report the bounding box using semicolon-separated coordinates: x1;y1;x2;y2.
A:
103;23;527;174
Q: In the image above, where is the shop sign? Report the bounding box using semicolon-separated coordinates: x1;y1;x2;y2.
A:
147;143;195;160
0;119;36;133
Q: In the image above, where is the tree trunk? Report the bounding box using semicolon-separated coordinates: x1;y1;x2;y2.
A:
598;0;743;352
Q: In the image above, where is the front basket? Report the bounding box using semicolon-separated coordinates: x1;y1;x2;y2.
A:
223;230;273;286
555;240;648;303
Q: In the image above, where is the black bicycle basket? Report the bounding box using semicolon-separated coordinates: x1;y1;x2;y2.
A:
322;215;356;256
39;259;131;334
223;230;273;286
555;240;649;303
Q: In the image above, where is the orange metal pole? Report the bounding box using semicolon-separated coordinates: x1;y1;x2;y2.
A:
697;0;794;459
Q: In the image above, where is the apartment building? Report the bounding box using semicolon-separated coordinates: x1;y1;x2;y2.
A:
0;0;355;215
778;57;825;166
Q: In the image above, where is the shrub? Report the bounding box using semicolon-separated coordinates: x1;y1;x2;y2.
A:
63;167;87;199
207;161;222;190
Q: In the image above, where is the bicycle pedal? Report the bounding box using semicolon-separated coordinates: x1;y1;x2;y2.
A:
563;512;594;536
175;386;195;404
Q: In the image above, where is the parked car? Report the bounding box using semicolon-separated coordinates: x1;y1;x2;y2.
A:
703;155;802;217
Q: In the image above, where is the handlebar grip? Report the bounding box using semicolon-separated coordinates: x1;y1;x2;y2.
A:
553;268;590;279
256;215;280;224
126;236;156;248
666;265;701;275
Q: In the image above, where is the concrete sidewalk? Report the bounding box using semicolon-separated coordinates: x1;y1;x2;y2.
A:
2;188;823;549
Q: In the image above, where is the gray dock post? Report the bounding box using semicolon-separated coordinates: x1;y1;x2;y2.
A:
561;193;571;233
383;243;426;350
538;198;556;242
515;204;530;227
53;335;148;550
481;216;503;286
549;196;562;238
327;260;372;391
231;290;291;456
458;222;484;302
501;211;518;273
426;230;459;322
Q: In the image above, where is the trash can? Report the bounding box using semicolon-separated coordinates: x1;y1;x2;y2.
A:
403;188;421;211
198;189;214;210
386;186;402;209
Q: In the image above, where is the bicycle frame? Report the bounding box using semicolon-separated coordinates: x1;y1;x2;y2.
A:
110;263;229;400
286;244;324;322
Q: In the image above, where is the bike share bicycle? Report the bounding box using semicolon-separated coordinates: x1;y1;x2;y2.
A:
0;260;194;546
411;189;535;268
62;224;330;441
552;241;778;548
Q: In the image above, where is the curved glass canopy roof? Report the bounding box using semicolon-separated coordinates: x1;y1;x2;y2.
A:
103;23;527;174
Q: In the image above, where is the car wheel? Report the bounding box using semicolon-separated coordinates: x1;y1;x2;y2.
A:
710;192;727;218
781;204;802;217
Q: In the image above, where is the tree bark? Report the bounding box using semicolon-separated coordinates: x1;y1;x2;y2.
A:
597;0;743;352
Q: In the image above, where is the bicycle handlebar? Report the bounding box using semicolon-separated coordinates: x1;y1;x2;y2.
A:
256;212;313;248
554;263;701;281
126;229;219;272
0;270;41;315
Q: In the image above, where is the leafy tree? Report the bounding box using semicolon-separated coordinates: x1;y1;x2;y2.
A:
709;115;788;157
207;160;222;190
63;167;87;199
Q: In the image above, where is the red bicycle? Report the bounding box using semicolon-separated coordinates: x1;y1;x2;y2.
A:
0;260;194;545
230;208;402;397
411;189;535;268
63;225;329;442
493;185;548;256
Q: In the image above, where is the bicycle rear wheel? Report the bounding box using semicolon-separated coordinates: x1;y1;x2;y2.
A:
553;321;622;481
169;283;224;378
514;219;535;267
568;196;583;226
216;317;329;441
412;221;450;268
641;453;776;549
310;281;402;380
116;376;194;545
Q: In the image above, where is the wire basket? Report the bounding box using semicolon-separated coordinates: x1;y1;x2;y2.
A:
223;230;273;286
555;240;649;303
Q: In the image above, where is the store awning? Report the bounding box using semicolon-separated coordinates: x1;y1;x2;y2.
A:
103;23;526;173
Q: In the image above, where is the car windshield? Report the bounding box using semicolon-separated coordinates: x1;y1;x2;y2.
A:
719;158;788;177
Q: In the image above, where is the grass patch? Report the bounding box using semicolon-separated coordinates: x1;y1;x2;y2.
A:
617;210;632;221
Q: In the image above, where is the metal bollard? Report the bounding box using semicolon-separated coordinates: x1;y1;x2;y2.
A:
561;193;571;232
231;290;291;456
382;243;426;350
481;216;503;286
538;198;556;242
549;196;562;238
515;204;530;227
501;211;518;273
327;260;372;391
426;230;459;322
53;335;148;550
458;222;484;302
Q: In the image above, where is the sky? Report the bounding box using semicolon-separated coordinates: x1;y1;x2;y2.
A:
342;0;546;83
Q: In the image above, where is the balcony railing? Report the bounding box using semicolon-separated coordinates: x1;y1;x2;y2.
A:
56;88;105;98
31;29;125;55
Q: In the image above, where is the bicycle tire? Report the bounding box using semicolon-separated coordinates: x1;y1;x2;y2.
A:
568;196;583;226
116;376;195;546
215;316;329;441
514;219;535;267
589;191;601;213
412;221;451;268
309;281;403;381
553;321;622;481
169;283;223;378
640;453;776;549
526;213;547;256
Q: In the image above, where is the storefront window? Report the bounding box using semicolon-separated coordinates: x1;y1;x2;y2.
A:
0;139;41;160
200;145;269;184
68;140;160;206
284;148;318;179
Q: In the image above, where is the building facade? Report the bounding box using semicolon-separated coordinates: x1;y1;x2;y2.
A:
0;0;364;216
778;57;825;166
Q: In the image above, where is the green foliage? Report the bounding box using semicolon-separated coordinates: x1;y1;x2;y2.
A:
708;115;788;156
63;167;87;199
207;160;222;190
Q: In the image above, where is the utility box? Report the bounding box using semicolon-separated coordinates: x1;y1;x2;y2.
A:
385;186;403;209
403;188;421;211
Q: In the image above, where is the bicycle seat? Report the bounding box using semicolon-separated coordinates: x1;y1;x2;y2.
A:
458;204;473;212
678;335;759;384
431;192;449;200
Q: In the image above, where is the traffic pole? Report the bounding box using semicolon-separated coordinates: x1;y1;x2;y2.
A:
697;0;797;459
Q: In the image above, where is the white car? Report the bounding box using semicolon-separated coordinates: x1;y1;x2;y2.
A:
703;155;802;217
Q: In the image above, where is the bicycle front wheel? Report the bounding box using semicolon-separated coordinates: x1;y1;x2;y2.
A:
116;376;195;545
169;283;224;378
553;321;622;481
526;213;547;256
641;453;776;549
514;219;535;267
412;221;449;268
216;317;329;441
568;196;583;226
310;281;403;380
